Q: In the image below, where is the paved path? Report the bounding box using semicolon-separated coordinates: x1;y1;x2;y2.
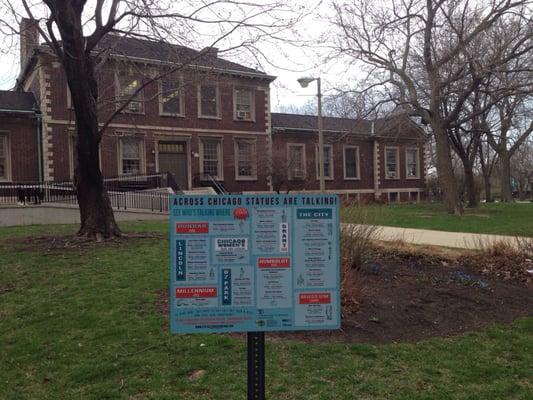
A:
344;224;530;250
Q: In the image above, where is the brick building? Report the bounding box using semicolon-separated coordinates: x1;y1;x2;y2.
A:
271;113;426;202
0;91;41;182
15;19;275;193
1;18;426;202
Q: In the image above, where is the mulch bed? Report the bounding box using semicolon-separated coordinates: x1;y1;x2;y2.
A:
159;248;533;344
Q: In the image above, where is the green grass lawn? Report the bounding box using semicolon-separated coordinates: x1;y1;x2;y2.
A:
1;222;532;399
342;202;533;237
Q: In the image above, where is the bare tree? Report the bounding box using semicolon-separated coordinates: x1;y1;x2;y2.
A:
0;0;307;239
330;0;531;214
478;137;499;202
484;92;533;202
511;140;533;200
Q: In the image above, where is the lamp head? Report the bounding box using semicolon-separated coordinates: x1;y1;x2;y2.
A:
297;77;316;88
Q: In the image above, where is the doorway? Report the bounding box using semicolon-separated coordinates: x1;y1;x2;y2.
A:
158;141;188;189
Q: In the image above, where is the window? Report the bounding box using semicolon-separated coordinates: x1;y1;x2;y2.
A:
287;144;306;180
117;73;144;113
120;137;143;175
235;139;256;179
198;85;219;118
159;77;184;116
385;147;399;179
315;144;333;179
200;139;223;179
406;148;420;179
343;146;360;179
0;134;9;180
234;88;254;120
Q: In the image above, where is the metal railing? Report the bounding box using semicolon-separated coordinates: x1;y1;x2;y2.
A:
193;173;228;194
0;173;179;212
0;181;77;205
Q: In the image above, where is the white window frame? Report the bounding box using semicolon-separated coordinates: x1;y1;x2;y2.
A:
158;76;185;117
199;137;224;180
118;136;145;175
405;147;420;179
234;138;257;180
287;143;306;181
233;87;255;121
0;133;11;181
315;144;334;180
116;71;144;114
197;84;221;119
66;85;73;109
384;146;400;180
343;145;360;180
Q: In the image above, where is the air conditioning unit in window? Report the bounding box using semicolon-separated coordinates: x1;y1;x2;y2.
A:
236;110;250;120
127;101;141;113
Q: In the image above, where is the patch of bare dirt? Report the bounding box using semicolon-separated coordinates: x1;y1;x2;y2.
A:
158;246;533;344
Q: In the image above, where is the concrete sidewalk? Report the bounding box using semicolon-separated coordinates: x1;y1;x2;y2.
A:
344;224;531;250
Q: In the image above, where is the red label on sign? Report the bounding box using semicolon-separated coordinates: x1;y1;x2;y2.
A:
175;287;217;298
299;292;331;304
257;257;290;268
175;222;209;234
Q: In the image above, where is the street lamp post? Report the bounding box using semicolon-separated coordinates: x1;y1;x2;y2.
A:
297;77;325;193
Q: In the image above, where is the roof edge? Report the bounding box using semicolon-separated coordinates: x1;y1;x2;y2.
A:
17;44;276;86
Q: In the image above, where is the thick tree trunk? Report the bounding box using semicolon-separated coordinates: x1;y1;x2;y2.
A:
500;152;513;202
483;176;493;203
463;163;478;208
434;125;463;214
57;11;120;239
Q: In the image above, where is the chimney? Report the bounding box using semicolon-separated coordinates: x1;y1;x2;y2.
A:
201;46;219;58
20;18;39;68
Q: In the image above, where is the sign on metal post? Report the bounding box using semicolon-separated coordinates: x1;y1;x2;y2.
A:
169;194;340;398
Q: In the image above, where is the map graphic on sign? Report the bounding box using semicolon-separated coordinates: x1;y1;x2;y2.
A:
169;194;340;334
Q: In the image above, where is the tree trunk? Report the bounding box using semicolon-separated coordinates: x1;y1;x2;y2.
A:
58;11;120;239
434;125;464;214
483;175;493;203
464;163;478;208
457;153;478;208
500;151;513;202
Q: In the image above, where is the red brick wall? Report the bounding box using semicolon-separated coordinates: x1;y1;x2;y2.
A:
47;61;269;134
271;131;425;194
1;115;39;181
378;139;425;190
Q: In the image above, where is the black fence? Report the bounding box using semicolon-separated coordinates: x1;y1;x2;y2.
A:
0;173;176;212
0;181;77;205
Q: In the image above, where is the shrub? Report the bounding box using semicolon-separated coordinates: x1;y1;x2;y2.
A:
340;203;381;270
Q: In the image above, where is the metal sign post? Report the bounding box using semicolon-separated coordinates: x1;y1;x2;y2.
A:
247;332;265;400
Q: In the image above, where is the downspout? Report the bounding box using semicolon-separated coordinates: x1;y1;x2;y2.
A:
371;122;381;200
35;110;43;182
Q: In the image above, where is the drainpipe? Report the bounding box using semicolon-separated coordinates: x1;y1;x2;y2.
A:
371;121;381;201
35;110;43;182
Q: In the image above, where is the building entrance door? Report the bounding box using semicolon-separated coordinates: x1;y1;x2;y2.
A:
158;141;188;189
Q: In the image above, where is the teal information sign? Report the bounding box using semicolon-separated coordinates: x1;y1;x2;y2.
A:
169;194;340;334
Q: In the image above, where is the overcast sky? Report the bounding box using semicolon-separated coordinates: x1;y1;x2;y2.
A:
0;1;359;112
